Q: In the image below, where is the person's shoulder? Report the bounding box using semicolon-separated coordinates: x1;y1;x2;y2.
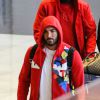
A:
39;0;57;8
78;0;90;10
41;0;56;4
78;0;89;7
23;46;34;55
78;0;88;5
62;42;71;49
42;0;56;2
22;46;34;60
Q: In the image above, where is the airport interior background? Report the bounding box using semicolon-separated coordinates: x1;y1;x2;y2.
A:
0;0;100;100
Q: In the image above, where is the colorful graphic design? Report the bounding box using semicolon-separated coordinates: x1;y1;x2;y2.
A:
53;46;70;92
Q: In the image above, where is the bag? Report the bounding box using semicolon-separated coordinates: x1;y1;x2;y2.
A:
83;52;100;76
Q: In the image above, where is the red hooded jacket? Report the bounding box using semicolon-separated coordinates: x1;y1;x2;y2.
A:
18;16;84;100
33;0;96;58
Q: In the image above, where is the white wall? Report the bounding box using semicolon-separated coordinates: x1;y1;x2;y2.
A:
86;0;100;27
0;0;100;35
13;0;41;35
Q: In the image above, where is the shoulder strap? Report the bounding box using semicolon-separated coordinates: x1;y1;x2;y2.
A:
67;47;75;67
67;47;75;94
29;44;38;62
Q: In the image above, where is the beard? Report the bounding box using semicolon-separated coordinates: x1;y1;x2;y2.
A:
45;38;58;46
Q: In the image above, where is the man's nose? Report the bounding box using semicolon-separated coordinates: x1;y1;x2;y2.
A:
48;32;52;38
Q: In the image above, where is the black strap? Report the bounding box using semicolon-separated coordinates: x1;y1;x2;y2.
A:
29;44;38;62
67;47;75;90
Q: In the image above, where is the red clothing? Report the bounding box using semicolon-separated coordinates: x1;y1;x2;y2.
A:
33;0;96;58
18;16;84;100
60;3;76;48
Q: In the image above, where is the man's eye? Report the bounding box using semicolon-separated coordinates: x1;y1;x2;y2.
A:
51;30;56;32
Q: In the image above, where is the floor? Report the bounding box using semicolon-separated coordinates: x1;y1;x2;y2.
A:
0;34;100;100
0;34;35;100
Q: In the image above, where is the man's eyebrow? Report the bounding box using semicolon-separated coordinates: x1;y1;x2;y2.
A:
44;28;56;32
50;28;56;31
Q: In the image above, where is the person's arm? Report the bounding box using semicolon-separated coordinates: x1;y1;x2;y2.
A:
17;47;32;100
82;4;96;56
72;50;84;88
33;2;47;44
72;50;85;100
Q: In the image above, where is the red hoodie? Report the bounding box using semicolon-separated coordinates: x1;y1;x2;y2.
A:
33;0;96;58
18;16;84;100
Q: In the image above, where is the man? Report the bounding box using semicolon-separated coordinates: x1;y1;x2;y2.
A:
33;0;96;59
17;16;84;100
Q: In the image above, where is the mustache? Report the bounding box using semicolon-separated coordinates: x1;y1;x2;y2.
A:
47;38;54;41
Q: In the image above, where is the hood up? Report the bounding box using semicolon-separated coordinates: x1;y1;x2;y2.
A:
38;16;63;48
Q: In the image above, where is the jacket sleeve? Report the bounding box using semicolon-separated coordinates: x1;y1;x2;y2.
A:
17;47;32;100
72;50;84;89
72;50;85;100
33;2;47;44
82;4;96;56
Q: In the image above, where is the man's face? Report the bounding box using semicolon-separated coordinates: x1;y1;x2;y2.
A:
43;26;58;46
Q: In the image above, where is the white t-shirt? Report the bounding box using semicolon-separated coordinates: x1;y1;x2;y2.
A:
39;48;56;100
